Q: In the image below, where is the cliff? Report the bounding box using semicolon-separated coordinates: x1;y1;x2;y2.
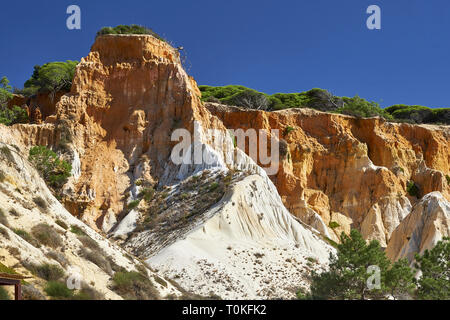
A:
207;103;450;249
1;33;449;299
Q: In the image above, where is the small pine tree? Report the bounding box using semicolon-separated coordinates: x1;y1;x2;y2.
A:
414;238;450;300
305;230;416;300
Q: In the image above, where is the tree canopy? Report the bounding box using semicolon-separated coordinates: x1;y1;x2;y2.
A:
28;146;72;189
200;85;448;124
415;238;450;300
0;76;28;125
21;60;78;98
96;24;166;42
300;230;415;300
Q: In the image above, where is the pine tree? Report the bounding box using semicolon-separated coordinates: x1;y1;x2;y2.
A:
415;238;450;300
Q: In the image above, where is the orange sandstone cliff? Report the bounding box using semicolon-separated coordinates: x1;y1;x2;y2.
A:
5;34;449;263
206;103;450;247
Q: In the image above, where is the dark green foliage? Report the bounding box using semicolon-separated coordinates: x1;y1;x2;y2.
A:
0;76;29;125
414;238;450;300
23;61;78;99
27;263;65;281
284;126;295;135
33;196;48;211
31;223;63;248
128;199;141;210
96;24;166;42
385;258;416;299
225;89;270;110
446;175;450;186
45;281;104;300
71;286;104;300
328;221;340;229
55;219;68;230
0;286;10;300
0;209;9;227
28;146;72;189
0;226;9;239
0;105;29;126
77;235;100;251
44;281;73;299
13;228;41;247
201;85;450;123
79;247;112;275
385;105;450;124
111;271;160;300
0;145;14;162
305;230;416;300
139;187;155;202
336;96;393;119
407;181;420;198
0;76;13;108
22;284;46;300
69;225;86;236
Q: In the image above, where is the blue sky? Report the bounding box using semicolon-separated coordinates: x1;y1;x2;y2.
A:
0;0;449;108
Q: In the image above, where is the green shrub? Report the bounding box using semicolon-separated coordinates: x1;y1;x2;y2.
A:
0;145;14;162
415;238;450;300
27;263;65;281
0;209;9;227
0;262;18;275
407;181;420;198
22;61;78;99
304;230;416;300
29;146;72;189
31;223;63;248
44;281;73;299
112;271;159;300
13;228;41;247
46;251;69;268
55;219;68;230
79;247;112;275
328;221;340;229
33;196;48;211
0;286;10;300
284;126;295;135
140;187;155;202
0;77;26;125
77;235;100;251
0;105;29;126
96;24;166;42
336;96;392;119
71;286;104;300
70;225;86;236
0;226;9;239
128;199;140;210
385;105;450;124
446;175;450;186
0;76;13;108
22;284;46;300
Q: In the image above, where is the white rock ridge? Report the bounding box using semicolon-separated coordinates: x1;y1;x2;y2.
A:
386;191;450;262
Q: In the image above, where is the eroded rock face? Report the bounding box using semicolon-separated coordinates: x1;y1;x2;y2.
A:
386;192;450;262
0;126;181;299
44;35;227;229
5;34;449;264
206;103;450;245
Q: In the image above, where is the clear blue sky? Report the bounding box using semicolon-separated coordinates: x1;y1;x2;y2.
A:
1;0;449;108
